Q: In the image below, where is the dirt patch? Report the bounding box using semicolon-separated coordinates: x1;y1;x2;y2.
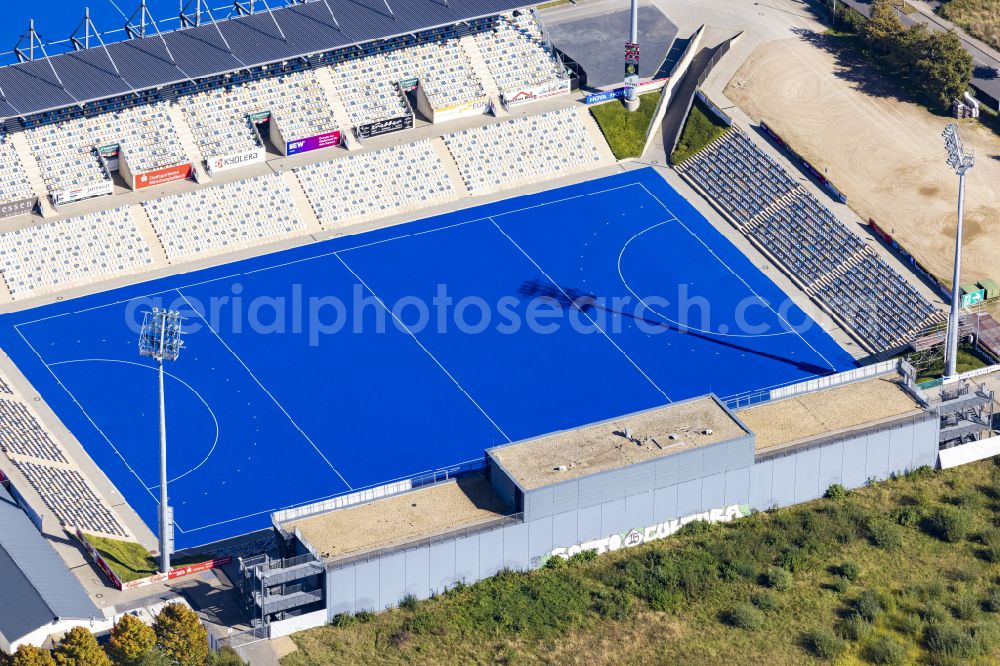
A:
725;35;1000;289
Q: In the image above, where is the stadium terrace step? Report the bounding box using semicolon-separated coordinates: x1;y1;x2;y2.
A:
310;66;358;151
165;102;207;172
430;136;470;198
576;106;618;164
282;170;324;233
459;34;505;116
8;131;55;217
128;204;170;266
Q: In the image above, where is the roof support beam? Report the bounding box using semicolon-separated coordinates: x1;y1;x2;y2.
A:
180;0;247;69
258;0;289;42
71;8;133;89
126;1;191;82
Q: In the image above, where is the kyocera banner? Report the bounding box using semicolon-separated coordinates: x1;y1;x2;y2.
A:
286;130;342;156
207;147;266;175
355;114;414;140
0;196;37;219
53;181;114;205
135;163;193;190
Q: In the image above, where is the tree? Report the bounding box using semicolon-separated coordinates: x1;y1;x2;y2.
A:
153;604;208;666
52;628;110;666
914;30;973;108
107;615;157;666
8;646;55;666
861;0;905;55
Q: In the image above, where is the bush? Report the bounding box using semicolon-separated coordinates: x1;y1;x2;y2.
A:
543;555;566;570
863;635;907;664
763;567;793;592
837;614;872;642
891;505;921;527
592;589;632;621
951;593;979;620
831;576;850;594
855;589;885;622
567;549;597;566
925;621;976;658
750;591;778;612
921;601;951;624
330;612;355;628
207;647;248;666
398;594;418;612
825;484;848;500
927;506;973;543
985;587;1000;613
806;628;846;660
723;604;765;630
720;557;756;582
866;518;903;550
354;610;376;623
981;528;1000;563
839;561;861;581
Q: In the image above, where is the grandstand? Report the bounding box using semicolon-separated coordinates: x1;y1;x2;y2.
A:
677;128;946;353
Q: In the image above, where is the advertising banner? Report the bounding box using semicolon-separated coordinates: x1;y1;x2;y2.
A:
76;528;124;590
286;129;342;156
399;77;418;92
624;41;640;89
134;163;193;190
98;143;121;172
584;78;667;104
207;147;266;175
53;180;114;205
0;196;37;219
249;110;272;123
432;97;489;121
355;114;414;140
503;79;571;108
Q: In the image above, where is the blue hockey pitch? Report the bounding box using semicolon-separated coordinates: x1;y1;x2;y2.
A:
0;168;855;548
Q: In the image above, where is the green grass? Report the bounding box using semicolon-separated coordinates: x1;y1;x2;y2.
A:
669;97;731;166
283;460;1000;665
536;0;572;9
914;344;991;383
588;92;660;160
937;0;1000;52
84;534;207;583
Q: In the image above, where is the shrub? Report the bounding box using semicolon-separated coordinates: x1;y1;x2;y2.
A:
906;465;935;479
720;557;756;582
567;549;598;565
330;613;355;628
825;484;848;499
951;593;979;620
925;621;976;658
806;628;845;660
839;561;861;582
891;505;921;527
592;589;632;621
985;587;1000;613
723;604;765;630
927;506;973;543
855;589;885;622
866;518;903;550
398;594;418;612
921;601;951;624
981;528;1000;563
354;610;376;623
763;566;793;592
207;647;248;666
863;635;907;664
837;614;872;642
750;591;778;612
891;611;922;638
831;576;850;594
543;555;566;570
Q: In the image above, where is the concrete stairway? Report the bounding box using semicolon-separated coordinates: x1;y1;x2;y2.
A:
128;204;170;266
312;67;358;151
459;35;507;117
430;137;470;198
281;170;324;233
165;103;206;174
8;132;56;218
575;107;618;164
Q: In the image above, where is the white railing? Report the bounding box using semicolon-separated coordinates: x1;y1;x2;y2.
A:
768;359;899;401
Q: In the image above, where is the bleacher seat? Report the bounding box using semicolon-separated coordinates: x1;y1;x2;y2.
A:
476;12;565;96
0;398;67;463
12;460;128;537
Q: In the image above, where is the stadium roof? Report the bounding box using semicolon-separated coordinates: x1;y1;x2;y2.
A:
0;484;100;646
0;0;529;121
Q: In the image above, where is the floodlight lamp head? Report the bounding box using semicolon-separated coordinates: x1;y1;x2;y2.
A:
138;308;184;363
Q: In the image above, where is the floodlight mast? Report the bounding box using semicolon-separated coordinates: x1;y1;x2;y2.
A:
942;123;974;379
138;308;184;573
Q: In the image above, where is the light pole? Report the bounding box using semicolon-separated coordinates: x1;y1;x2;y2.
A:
624;0;640;112
942;123;974;379
138;308;184;573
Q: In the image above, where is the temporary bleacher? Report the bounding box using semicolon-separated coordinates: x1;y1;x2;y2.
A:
0;136;36;206
0;398;67;464
12;460;129;537
475;12;565;97
0;207;154;298
295;140;455;228
443;107;602;195
143;173;305;261
678;129;944;352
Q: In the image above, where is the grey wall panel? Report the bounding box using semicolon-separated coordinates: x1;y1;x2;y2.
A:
428;541;456;593
405;547;430;600
770;455;796;507
727;436;755;470
378;553;406;610
701;472;725;510
552;480;579;514
654;457;679;488
528;514;553;563
490;467;516;512
912;419;940;468
625;490;654;529
793;447;821;504
479;529;504;578
865;431;891;482
888;426;914;475
326;567;356;617
454;535;480;584
602;469;627;501
653;483;678;521
749;458;774;510
842;437;868;488
676;478;702;516
676;449;704;482
578;475;603;508
626;462;655;496
818;441;844;492
354;561;380;613
724;467;750;507
601;498;627;534
577;504;602;543
502;522;530;571
526;486;553;521
552;510;578;550
702;442;727;477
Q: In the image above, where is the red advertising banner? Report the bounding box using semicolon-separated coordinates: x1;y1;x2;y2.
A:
135;163;193;190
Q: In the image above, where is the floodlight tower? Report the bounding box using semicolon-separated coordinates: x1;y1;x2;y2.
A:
624;0;640;112
942;123;974;379
138;308;184;573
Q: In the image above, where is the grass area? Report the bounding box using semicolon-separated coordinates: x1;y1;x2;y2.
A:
914;344;993;383
669;97;731;165
588;92;660;160
937;0;1000;52
85;534;207;583
536;0;572;9
283;460;1000;665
